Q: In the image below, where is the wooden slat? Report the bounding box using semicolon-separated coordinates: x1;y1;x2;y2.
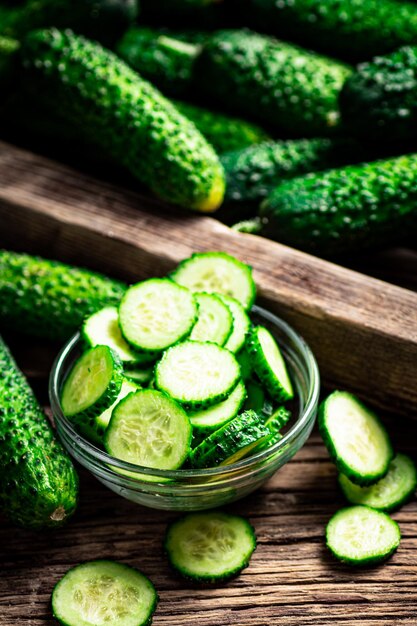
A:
0;140;416;414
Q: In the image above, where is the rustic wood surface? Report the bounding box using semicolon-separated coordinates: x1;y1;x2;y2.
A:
0;141;416;416
0;338;416;625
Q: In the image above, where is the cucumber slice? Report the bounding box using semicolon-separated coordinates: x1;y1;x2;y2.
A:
243;380;266;413
125;367;154;386
61;345;123;420
218;294;251;354
189;410;270;468
189;380;247;443
326;506;401;566
236;347;252;381
264;406;292;432
164;511;256;582
51;560;158;626
319;392;394;486
247;326;294;402
119;278;197;352
105;389;192;471
155;340;241;409
171;252;256;310
339;454;417;512
82;306;141;366
189;292;233;346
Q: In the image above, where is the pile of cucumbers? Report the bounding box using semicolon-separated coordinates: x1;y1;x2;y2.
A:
0;0;417;254
59;251;295;471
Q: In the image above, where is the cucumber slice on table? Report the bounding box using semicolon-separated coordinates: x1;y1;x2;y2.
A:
319;392;394;486
247;325;294;402
326;506;401;566
189;410;270;468
189;380;247;443
52;560;158;626
339;454;417;512
82;306;143;366
105;390;192;470
119;278;197;352
189;292;233;346
164;511;256;582
61;345;123;421
218;294;251;354
171;251;256;310
155;340;241;409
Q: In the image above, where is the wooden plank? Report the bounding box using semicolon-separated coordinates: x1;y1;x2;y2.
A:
0;140;416;414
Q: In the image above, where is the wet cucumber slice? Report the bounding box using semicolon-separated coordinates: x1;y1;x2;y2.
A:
326;506;401;566
105;389;192;470
218;294;251;354
171;251;256;310
339;454;417;512
82;306;143;366
164;511;256;582
51;560;158;626
119;278;197;352
189;380;247;443
264;406;292;432
155;340;241;409
319;391;394;486
189;410;270;468
61;345;123;421
189;292;233;346
247;325;294;402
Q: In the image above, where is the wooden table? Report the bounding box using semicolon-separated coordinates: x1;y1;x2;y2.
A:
1;337;416;625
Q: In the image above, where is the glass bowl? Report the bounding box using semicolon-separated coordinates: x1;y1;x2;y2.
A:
49;305;320;511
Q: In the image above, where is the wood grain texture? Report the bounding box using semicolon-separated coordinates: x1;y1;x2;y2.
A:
0;340;416;626
0;141;416;415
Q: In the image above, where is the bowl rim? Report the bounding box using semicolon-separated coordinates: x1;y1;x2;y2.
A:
49;304;320;480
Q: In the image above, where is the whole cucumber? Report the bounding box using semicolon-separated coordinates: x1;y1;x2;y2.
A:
0;335;78;529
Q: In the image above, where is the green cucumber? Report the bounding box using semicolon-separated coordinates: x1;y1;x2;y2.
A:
195;29;351;136
232;218;262;234
119;278;198;353
61;345;123;422
247;326;294;402
0;335;78;529
339;454;417;512
125;367;155;386
260;154;417;256
319;392;394;486
236;347;253;381
243;380;265;414
0;250;126;341
164;511;256;582
264;406;291;432
218;294;251;354
189;410;270;468
105;389;192;470
189;379;247;443
189;292;233;346
21;29;225;212
326;506;401;566
51;560;158;626
82;306;144;366
155;340;241;409
171;251;256;310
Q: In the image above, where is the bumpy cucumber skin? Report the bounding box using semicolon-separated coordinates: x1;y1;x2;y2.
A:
221;138;366;206
0;250;126;341
265;406;291;432
21;29;225;212
174;100;270;154
189;410;269;468
0;336;78;529
116;27;200;98
341;46;417;142
195;29;351;136
164;511;257;582
52;560;159;626
326;505;401;566
234;0;417;63
246;326;294;403
261;154;417;256
338;454;417;513
318;392;394;487
62;346;124;425
0;0;138;44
